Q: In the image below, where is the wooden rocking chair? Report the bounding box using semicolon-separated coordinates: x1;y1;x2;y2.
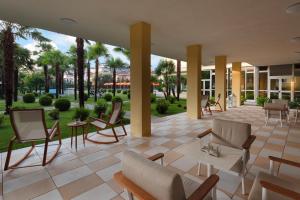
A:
212;93;223;111
4;109;62;170
86;101;127;144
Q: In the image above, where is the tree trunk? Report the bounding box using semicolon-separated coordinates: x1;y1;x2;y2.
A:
87;60;91;97
13;67;18;101
77;37;85;108
113;67;116;96
55;64;60;98
3;26;14;114
176;59;181;101
43;65;49;93
61;71;64;94
94;58;99;102
74;67;77;100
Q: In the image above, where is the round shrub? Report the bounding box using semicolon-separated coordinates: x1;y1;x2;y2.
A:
73;108;90;121
256;96;269;107
127;92;130;99
94;99;108;118
54;98;71;111
122;90;128;95
46;93;54;99
33;92;39;97
48;109;60;120
177;104;182;108
84;93;89;101
112;96;123;103
150;94;156;103
23;93;36;103
39;95;52;106
117;90;122;93
104;93;113;101
156;99;169;114
167;96;176;104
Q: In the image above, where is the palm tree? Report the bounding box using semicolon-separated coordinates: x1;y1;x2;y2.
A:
0;21;48;113
76;37;85;108
14;44;34;101
106;57;128;96
88;42;108;102
86;47;93;97
155;60;175;99
176;59;181;100
113;47;130;60
47;50;65;98
35;42;53;93
67;45;78;100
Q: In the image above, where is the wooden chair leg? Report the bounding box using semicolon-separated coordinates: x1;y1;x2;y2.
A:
4;139;14;171
42;139;49;166
112;127;119;142
121;124;127;136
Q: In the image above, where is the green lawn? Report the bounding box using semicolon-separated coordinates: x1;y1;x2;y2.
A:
0;94;186;151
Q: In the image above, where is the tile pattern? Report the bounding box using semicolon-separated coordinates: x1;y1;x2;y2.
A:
1;106;300;200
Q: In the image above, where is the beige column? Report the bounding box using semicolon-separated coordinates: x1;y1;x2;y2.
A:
130;22;151;137
215;56;227;111
187;45;202;119
232;62;241;107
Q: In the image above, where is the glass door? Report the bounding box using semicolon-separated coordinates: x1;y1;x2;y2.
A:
269;78;291;100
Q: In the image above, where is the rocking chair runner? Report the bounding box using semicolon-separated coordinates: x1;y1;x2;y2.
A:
213;93;222;111
86;101;127;144
4;109;62;171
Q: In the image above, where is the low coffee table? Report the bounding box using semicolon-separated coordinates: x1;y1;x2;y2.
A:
67;121;87;151
175;140;243;198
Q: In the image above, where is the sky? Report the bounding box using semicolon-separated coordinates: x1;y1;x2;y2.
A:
16;29;166;69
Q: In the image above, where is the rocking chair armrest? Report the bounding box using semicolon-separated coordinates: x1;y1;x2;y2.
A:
147;153;164;162
242;135;256;150
48;121;59;140
188;175;219;200
197;128;212;139
260;180;300;200
269;156;300;168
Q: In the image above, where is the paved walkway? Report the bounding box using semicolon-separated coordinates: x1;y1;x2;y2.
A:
1;106;300;200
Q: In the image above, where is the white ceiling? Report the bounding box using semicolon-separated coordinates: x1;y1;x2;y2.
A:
0;0;299;66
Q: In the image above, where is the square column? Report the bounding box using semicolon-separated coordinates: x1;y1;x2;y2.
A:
187;45;202;119
130;22;151;137
232;62;241;107
215;56;227;111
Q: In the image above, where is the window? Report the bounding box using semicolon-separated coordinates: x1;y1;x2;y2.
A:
259;72;268;91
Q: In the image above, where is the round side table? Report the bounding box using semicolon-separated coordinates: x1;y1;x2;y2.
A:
67;121;87;151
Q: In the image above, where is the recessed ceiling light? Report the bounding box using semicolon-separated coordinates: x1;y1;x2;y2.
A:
286;2;300;14
60;18;77;25
291;37;300;43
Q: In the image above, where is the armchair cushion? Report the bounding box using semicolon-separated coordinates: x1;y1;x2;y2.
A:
211;119;251;149
248;171;300;200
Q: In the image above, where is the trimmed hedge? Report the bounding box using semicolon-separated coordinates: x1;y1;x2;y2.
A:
167;96;176;104
112;96;123;103
54;98;71;111
39;95;52;106
151;94;156;103
94;99;108;118
23;93;36;103
73;108;90;121
156;99;169;114
104;93;113;101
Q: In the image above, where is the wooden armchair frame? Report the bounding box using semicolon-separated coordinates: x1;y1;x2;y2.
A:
258;156;300;200
114;153;219;200
86;101;127;144
4;109;62;171
201;95;212;116
198;128;256;195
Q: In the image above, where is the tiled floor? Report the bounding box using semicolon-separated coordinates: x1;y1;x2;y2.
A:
1;106;300;200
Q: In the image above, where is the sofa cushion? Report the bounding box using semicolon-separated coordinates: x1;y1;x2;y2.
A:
122;150;186;200
211;119;251;149
248;171;300;200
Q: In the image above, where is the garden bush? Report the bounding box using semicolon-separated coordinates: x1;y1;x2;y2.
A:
39;95;53;106
167;96;176;104
289;101;300;109
48;109;60;120
45;93;54;99
33;92;39;97
150;94;156;103
23;93;36;103
94;99;108;118
117;90;122;93
127;91;130;99
256;96;269;107
122;90;128;95
0;114;4;127
73;108;90;121
156;99;169;114
54;98;71;111
84;93;89;101
177;104;182;108
104;93;113;101
112;96;123;103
